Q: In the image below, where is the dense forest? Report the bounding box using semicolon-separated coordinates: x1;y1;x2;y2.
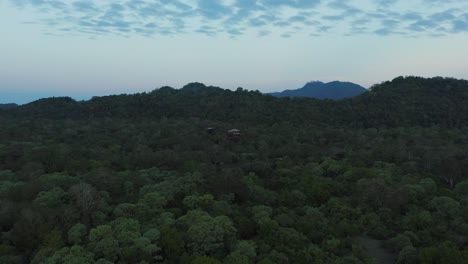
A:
0;104;18;110
0;76;467;263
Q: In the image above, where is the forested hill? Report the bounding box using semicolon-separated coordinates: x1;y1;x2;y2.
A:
0;103;18;109
341;76;468;128
268;81;367;99
1;76;468;264
2;77;468;128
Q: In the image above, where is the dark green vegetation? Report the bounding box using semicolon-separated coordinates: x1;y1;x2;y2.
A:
268;81;368;99
0;103;18;110
0;76;467;263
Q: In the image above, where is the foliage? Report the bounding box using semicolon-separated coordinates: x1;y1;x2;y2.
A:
0;77;467;263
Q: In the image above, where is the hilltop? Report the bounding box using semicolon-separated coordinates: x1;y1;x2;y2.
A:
268;81;368;100
3;77;467;129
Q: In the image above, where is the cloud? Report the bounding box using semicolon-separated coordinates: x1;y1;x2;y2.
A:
452;19;468;32
430;9;457;22
249;17;268;27
73;1;98;13
195;25;218;36
373;18;401;35
328;0;362;16
262;0;321;9
227;28;243;36
197;0;232;20
258;30;271;37
322;15;345;21
274;21;292;27
289;15;308;23
318;25;332;32
375;0;398;7
401;12;422;21
374;28;392;35
6;0;468;38
407;19;436;32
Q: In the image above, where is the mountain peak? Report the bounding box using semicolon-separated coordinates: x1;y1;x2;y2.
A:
306;80;324;84
269;80;367;100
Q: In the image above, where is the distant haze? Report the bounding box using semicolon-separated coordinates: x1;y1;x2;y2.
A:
1;0;468;104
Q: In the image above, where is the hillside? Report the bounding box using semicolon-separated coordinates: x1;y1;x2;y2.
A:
268;81;368;99
0;76;467;263
0;103;18;109
3;77;468;129
342;76;468;128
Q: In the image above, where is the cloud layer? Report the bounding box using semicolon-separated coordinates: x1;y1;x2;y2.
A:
8;0;468;37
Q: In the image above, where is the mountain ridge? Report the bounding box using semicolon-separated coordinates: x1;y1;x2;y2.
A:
2;76;467;128
269;81;368;100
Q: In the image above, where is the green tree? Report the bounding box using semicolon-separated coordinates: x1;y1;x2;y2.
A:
44;245;94;264
34;187;66;208
68;223;87;245
186;215;236;256
88;225;119;262
191;256;222;264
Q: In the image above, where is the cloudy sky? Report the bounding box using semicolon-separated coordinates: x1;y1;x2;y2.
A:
1;0;468;103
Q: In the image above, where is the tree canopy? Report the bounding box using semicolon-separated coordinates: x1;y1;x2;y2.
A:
0;76;467;263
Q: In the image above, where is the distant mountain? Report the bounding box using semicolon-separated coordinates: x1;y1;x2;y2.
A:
269;81;368;99
1;77;467;128
0;103;18;109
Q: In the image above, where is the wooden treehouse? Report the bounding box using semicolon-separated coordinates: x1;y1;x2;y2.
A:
226;129;241;141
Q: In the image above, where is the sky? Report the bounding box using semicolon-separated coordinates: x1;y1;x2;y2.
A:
1;0;468;104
